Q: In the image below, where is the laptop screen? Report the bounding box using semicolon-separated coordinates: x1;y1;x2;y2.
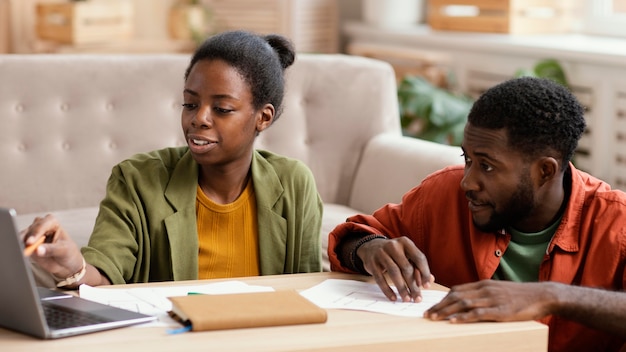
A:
0;208;156;339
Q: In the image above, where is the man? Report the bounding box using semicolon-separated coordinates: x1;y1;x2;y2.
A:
328;77;626;352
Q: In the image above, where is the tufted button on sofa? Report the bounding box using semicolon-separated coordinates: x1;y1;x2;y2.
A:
0;53;463;278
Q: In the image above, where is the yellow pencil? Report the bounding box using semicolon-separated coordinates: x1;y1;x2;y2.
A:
23;235;46;257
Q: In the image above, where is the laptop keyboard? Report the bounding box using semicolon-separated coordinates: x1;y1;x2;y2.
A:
43;302;112;329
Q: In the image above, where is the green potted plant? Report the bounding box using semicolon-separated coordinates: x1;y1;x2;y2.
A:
398;75;472;146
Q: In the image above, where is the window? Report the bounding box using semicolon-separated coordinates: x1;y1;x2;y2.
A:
583;0;626;37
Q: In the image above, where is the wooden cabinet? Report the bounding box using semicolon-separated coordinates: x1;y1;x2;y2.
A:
0;0;10;53
35;1;133;44
427;0;581;34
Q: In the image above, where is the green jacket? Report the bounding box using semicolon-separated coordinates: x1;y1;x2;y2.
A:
82;147;323;284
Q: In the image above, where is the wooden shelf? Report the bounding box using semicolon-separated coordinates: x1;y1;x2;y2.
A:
33;38;197;54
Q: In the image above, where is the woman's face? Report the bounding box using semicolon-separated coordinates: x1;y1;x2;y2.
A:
181;59;274;169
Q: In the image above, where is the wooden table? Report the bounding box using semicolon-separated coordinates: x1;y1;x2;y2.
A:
0;272;548;351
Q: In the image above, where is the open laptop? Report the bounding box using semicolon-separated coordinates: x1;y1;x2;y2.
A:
0;207;156;339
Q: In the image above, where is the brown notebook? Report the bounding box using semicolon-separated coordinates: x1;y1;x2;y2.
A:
167;290;327;331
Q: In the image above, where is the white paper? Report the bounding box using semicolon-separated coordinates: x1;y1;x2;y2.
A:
299;279;447;317
79;281;274;328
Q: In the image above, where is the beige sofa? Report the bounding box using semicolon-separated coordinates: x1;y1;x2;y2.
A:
0;53;463;273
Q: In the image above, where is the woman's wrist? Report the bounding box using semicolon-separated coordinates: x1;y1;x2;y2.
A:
54;258;87;288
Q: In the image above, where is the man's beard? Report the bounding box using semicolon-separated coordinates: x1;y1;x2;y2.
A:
472;173;535;233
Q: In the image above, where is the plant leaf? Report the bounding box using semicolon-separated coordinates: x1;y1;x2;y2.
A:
533;59;569;88
397;74;473;145
514;68;537;78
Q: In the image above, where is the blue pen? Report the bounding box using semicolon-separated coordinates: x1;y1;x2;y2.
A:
167;309;192;334
166;324;191;335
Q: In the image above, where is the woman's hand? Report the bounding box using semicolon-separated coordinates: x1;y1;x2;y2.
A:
22;214;85;282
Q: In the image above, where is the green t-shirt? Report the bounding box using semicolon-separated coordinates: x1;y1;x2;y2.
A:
492;216;562;282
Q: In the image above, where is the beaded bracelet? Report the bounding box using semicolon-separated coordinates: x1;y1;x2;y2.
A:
55;258;87;288
350;234;387;274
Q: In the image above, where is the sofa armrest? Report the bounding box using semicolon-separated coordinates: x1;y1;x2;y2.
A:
348;134;464;214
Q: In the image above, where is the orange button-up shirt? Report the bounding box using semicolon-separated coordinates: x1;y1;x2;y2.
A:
328;164;626;352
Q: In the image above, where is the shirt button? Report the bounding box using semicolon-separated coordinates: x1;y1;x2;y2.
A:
495;249;502;257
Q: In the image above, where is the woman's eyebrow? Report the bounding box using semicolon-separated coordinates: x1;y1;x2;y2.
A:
183;88;199;96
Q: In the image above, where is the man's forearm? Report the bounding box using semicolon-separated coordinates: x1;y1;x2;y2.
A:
551;282;626;338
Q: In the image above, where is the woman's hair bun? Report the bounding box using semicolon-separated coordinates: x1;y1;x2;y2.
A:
265;34;295;69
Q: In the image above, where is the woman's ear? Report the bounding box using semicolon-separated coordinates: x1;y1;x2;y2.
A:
256;104;275;133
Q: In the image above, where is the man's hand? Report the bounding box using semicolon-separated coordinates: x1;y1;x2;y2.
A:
357;236;433;303
424;280;557;323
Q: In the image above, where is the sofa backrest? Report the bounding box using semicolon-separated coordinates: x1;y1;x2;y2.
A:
0;54;188;213
258;54;401;208
0;54;400;214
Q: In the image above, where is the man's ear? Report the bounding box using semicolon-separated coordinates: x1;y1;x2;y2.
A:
534;157;560;187
256;104;275;133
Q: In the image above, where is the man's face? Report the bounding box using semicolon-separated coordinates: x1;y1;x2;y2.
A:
460;123;537;232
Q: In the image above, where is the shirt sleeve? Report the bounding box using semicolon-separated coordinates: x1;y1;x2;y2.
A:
327;185;424;273
81;164;143;285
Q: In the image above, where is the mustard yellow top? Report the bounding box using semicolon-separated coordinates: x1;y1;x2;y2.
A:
195;180;260;279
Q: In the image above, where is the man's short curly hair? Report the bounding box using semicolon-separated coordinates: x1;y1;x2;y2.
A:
468;77;586;170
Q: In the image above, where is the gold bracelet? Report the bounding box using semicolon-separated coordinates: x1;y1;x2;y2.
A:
56;258;87;288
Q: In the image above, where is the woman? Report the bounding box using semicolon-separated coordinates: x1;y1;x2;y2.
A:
23;30;323;288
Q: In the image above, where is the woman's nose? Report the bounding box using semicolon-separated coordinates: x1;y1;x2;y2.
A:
191;106;213;128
